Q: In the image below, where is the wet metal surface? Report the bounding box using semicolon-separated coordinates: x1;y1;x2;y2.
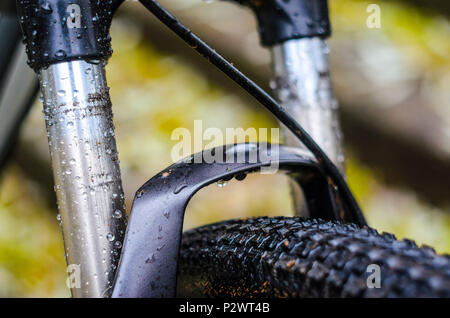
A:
271;37;345;172
40;60;127;297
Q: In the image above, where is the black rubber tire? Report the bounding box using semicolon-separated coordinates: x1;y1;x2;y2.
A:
177;217;450;298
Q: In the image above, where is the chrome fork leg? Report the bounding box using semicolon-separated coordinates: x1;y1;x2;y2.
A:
39;60;127;297
271;38;345;171
271;38;345;215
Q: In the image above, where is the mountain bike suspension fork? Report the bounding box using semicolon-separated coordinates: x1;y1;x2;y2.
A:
233;0;344;171
271;36;345;214
17;0;126;297
271;38;344;172
226;0;344;214
39;60;126;297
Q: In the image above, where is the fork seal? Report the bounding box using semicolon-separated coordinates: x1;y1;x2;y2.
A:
226;0;331;46
16;0;124;71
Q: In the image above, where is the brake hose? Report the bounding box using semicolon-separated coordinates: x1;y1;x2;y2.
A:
138;0;367;227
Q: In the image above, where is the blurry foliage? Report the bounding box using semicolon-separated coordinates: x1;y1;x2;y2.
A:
332;0;449;66
0;0;448;297
0;167;69;297
331;0;450;132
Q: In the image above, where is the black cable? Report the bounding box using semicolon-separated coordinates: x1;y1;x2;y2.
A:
138;0;367;227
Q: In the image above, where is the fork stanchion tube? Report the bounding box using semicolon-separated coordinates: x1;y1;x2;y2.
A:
39;60;127;297
271;37;345;172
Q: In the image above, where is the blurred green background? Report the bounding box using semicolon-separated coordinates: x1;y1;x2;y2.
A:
0;0;449;297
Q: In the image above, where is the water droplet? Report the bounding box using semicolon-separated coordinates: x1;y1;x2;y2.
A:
41;1;53;14
67;121;74;128
145;254;156;264
216;179;227;188
106;233;115;242
55;50;66;60
269;79;277;90
113;210;122;219
173;183;187;194
57;90;66;97
114;241;122;249
56;214;61;221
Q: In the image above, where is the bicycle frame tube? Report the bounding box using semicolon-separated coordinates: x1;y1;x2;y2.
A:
18;0;127;297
